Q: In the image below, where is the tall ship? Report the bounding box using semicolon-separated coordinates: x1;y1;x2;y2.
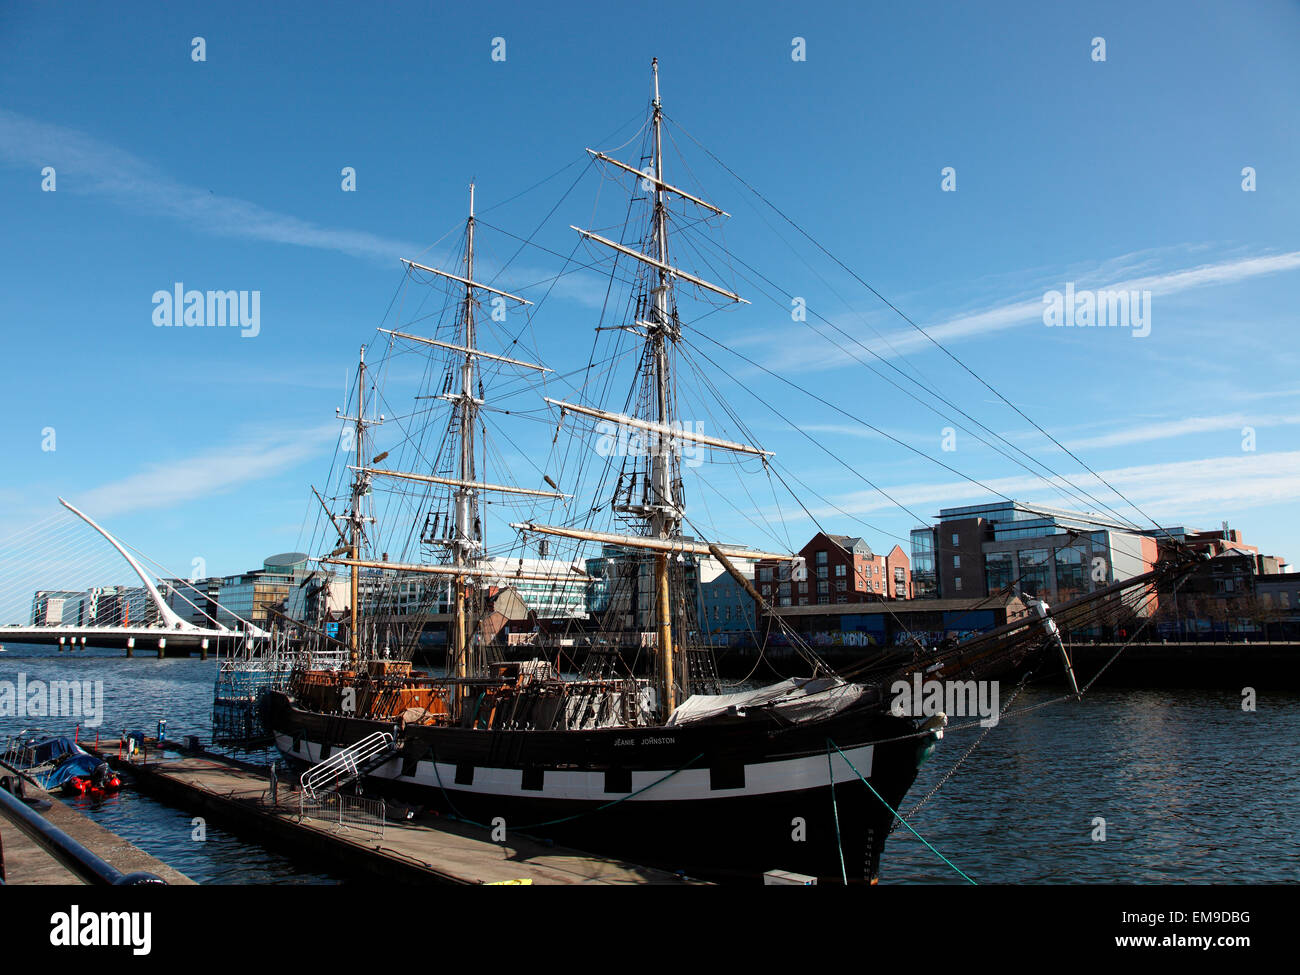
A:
261;60;1199;883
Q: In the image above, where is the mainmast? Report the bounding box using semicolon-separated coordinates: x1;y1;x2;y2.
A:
647;58;680;713
542;59;759;716
452;183;478;682
323;188;544;680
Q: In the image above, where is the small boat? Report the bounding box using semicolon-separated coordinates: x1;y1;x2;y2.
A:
1;730;122;797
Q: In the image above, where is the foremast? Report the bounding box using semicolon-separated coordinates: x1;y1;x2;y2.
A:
336;345;380;665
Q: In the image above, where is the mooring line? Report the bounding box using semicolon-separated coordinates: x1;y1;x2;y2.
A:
828;738;976;885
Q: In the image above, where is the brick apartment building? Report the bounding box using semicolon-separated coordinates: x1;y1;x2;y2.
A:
754;532;911;607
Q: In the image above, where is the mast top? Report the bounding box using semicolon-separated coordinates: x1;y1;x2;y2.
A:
469;181;475;220
651;58;660;108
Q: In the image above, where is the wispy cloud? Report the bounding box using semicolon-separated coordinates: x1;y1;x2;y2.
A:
0;108;428;263
760;250;1300;373
1062;413;1300;451
69;423;339;518
803;451;1300;528
0;108;611;312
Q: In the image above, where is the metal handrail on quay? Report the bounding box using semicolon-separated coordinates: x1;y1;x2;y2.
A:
0;772;165;886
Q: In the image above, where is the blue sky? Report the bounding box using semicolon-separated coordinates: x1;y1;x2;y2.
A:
2;1;1298;617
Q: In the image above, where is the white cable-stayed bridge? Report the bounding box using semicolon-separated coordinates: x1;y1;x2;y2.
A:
0;498;268;658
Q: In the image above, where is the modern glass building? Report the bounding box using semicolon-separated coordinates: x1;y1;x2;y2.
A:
910;501;1158;604
586;543;702;629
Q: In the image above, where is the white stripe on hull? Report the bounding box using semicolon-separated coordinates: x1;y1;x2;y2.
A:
274;733;874;802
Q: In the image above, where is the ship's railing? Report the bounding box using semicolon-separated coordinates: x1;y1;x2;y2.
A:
1;728;67;771
296;791;386;839
299;731;395;800
297;647;348;671
211;657;295;744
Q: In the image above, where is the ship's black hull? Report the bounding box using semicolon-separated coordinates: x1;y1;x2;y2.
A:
265;690;932;883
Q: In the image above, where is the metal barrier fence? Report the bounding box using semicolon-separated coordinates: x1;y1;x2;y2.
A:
297;791;386;839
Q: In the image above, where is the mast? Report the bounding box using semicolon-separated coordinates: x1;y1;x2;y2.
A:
452;183;478;682
382;184;531;685
336;345;378;666
648;57;679;714
571;61;754;714
353;348;363;664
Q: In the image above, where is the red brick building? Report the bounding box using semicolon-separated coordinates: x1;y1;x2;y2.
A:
754;532;911;607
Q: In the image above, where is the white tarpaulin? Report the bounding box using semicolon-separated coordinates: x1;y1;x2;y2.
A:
665;677;864;727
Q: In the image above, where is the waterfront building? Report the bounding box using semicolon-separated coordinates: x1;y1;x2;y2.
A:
909;501;1158;604
119;586;160;627
764;592;1027;649
30;590;84;626
586;543;703;630
1256;572;1300;640
697;556;757;644
1152;544;1290;640
480;557;588;619
162;576;222;627
754;532;911;609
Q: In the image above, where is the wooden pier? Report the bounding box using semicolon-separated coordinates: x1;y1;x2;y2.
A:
0;766;193;885
87;741;697;885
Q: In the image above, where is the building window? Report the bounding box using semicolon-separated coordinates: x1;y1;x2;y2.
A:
836;595;848;603
798;597;808;605
817;596;829;605
817;580;829;595
1017;549;1051;597
954;576;963;591
1055;546;1087;600
758;566;773;582
798;582;806;594
835;564;846;577
816;551;828;566
836;580;846;592
985;551;1013;594
952;533;959;546
953;555;961;568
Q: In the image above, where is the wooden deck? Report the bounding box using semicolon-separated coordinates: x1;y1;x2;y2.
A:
0;764;193;885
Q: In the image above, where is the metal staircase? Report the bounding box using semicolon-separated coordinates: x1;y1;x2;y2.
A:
299;731;397;800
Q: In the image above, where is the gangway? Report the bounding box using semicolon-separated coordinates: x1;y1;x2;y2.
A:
299;731;396;800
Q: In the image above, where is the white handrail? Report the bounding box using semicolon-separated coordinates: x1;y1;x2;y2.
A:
299;731;394;799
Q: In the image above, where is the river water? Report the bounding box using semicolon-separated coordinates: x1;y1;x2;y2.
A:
2;643;1296;884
